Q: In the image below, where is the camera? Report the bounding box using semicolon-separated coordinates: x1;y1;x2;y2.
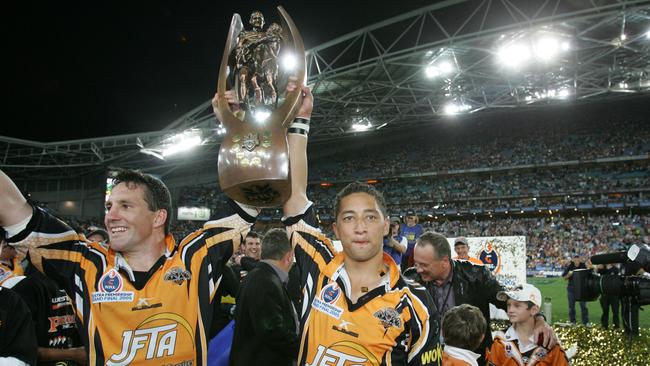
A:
572;243;650;336
573;243;650;304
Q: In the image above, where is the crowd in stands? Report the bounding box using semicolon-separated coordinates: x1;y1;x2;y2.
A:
310;118;649;181
52;111;649;275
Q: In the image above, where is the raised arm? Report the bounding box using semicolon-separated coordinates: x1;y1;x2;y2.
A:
0;170;33;228
283;83;313;218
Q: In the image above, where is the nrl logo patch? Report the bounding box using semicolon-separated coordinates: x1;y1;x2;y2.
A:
164;267;191;285
242;132;260;152
373;307;401;330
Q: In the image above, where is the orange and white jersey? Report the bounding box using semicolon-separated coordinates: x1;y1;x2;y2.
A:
487;327;568;366
285;205;442;366
8;205;254;366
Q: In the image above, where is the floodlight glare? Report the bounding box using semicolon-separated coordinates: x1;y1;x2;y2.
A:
282;53;297;70
620;33;627;41
561;41;571;51
254;110;271;122
558;89;570;98
535;37;559;60
498;43;530;67
161;135;202;157
351;122;372;131
439;61;454;74
646;30;650;39
443;103;470;115
425;65;440;78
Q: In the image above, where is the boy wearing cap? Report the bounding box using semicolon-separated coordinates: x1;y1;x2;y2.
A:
442;304;486;366
487;284;568;366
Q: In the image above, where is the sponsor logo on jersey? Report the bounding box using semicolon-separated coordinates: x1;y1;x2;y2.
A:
312;282;343;319
164;267;192;285
92;268;134;303
107;312;194;365
420;345;443;365
306;341;378;366
48;314;76;332
331;320;358;338
478;241;501;274
132;297;163;311
373;307;402;330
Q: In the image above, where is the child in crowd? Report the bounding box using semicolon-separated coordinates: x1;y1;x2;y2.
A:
488;284;568;365
442;304;486;366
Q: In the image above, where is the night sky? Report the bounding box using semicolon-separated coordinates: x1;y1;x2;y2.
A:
2;0;436;142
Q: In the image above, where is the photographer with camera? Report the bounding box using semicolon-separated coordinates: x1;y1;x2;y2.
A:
562;255;589;325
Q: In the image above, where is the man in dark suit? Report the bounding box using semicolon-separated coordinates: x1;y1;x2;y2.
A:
408;232;556;366
230;228;299;366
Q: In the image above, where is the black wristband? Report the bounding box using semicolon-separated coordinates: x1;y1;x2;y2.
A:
288;117;310;135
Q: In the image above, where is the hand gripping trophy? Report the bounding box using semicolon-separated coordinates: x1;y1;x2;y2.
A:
214;7;306;207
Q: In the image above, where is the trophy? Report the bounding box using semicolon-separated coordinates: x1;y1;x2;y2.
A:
215;7;306;207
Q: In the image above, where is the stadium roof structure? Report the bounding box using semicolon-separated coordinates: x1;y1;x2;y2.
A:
2;0;650;180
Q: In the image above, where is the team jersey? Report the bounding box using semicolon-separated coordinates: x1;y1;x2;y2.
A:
8;204;254;366
487;328;568;366
284;205;442;366
12;270;83;366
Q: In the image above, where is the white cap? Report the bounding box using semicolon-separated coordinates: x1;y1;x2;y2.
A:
497;283;542;307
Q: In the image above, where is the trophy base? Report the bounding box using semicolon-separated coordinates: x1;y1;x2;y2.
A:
221;179;291;208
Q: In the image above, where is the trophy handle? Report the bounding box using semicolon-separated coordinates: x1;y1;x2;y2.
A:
215;14;244;129
274;6;307;128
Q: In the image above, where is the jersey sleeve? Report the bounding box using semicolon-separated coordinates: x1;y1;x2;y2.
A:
7;206;102;306
406;285;442;366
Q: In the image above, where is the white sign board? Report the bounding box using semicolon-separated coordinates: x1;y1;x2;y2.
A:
177;206;211;221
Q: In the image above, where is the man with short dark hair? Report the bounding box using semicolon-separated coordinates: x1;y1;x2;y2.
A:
230;228;298;366
231;231;262;280
410;232;555;366
0;166;259;365
281;85;441;365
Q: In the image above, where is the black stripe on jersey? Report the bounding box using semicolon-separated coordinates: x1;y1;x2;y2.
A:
295;229;335;263
94;330;105;365
226;199;256;224
194;323;204;366
181;231;208;269
385;328;409;365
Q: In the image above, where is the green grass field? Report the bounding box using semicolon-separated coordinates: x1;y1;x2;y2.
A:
527;277;650;328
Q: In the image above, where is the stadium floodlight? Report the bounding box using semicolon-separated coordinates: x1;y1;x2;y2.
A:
498;43;530;68
282;53;297;71
561;41;571;51
425;65;440;78
534;37;559;60
620;33;627;41
438;61;454;74
351;116;373;131
216;124;227;135
443;102;471;115
558;88;571;98
254;110;271;123
161;130;202;158
646;30;650;39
